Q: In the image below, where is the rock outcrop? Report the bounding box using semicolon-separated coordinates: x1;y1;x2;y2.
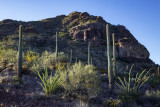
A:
0;11;150;62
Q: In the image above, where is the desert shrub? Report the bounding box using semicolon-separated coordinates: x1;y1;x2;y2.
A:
39;51;68;66
31;51;68;71
25;50;39;70
0;48;17;64
115;65;152;103
145;90;160;98
105;98;121;106
148;74;160;88
26;50;39;63
36;67;64;95
59;32;69;38
61;62;100;98
137;90;160;105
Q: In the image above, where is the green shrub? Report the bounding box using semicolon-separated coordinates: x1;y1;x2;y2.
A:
0;48;17;64
25;50;39;70
145;90;160;98
115;65;151;103
36;67;63;95
148;74;160;88
31;51;68;71
61;62;100;97
105;98;121;106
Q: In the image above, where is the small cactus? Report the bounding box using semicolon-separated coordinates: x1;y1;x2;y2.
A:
106;24;113;91
18;25;23;78
88;42;91;65
112;33;116;76
55;32;58;63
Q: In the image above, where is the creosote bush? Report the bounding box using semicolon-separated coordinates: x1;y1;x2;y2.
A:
61;61;100;98
31;51;68;72
0;48;17;64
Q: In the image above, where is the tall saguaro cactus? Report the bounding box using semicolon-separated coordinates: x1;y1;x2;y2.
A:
55;32;58;63
158;67;160;77
112;33;116;76
88;42;91;65
18;25;23;78
106;24;113;91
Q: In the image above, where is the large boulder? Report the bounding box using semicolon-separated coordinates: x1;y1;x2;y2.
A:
117;38;150;61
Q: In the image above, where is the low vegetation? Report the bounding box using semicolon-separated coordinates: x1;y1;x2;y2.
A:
0;24;159;107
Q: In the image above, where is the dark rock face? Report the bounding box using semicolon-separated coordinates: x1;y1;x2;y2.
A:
117;38;150;61
0;11;150;62
69;22;106;45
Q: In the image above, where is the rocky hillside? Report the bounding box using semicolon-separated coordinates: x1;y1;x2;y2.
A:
0;11;158;71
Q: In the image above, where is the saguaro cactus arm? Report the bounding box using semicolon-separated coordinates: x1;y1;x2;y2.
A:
55;32;58;63
112;33;116;76
88;42;91;65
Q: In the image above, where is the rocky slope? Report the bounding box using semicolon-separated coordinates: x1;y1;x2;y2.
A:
0;11;158;71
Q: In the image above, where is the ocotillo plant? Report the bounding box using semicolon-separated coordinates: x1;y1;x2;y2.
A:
18;25;23;79
88;42;91;65
70;49;72;64
112;33;116;76
106;24;113;91
55;32;58;63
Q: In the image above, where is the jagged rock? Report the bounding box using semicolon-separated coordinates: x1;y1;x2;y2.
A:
69;22;106;44
0;11;150;62
117;38;150;61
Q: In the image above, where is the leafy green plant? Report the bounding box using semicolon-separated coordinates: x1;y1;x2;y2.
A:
115;65;151;103
36;67;63;95
26;50;39;63
35;51;68;71
61;62;100;97
0;48;17;64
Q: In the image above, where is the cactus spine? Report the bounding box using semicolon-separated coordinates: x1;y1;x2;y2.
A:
55;32;58;63
88;42;91;65
70;49;72;64
18;25;23;78
106;24;113;91
112;33;116;76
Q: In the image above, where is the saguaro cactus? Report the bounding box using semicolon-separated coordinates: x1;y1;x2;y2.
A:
106;24;113;91
70;49;72;64
88;42;91;65
91;57;93;65
18;25;23;78
76;57;78;63
158;67;160;77
55;32;58;63
112;33;116;76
